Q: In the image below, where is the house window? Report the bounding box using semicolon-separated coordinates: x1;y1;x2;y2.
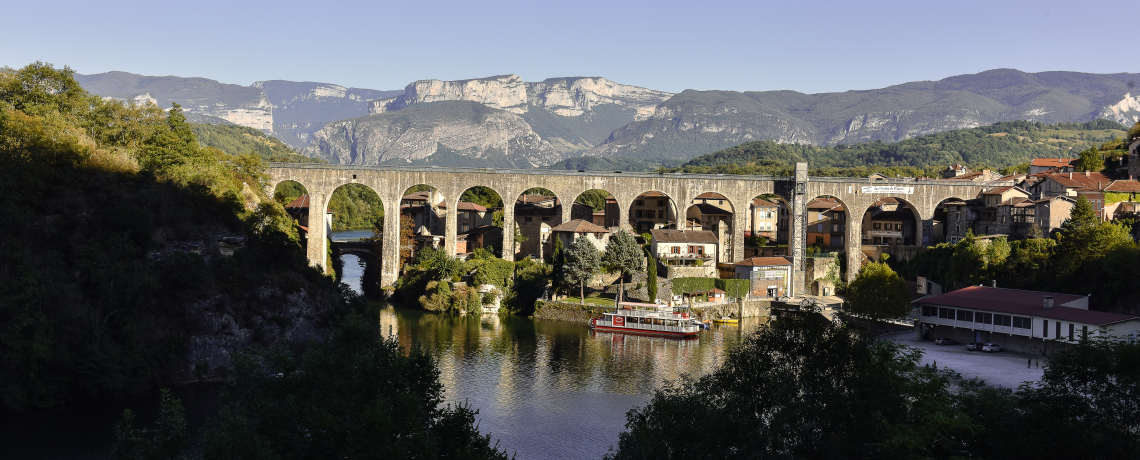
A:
1043;320;1048;338
542;217;549;222
671;246;681;254
636;200;644;206
895;224;902;230
1012;317;1030;329
817;224;823;232
976;312;992;325
1056;321;1061;339
1069;323;1074;341
995;315;1011;327
525;217;533;223
1082;325;1088;338
636;210;643;218
461;224;469;232
647;210;655;218
874;223;881;230
658;200;665;207
939;308;954;319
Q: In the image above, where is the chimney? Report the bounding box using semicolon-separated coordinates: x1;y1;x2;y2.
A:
1044;295;1054;309
1069;172;1073;179
992;280;997;288
1085;170;1090;176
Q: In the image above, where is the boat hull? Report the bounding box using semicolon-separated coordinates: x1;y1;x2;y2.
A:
590;324;700;338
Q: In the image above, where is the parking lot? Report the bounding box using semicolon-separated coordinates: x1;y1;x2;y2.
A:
883;332;1047;390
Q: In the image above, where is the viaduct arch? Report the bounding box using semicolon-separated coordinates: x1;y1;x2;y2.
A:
266;163;1006;294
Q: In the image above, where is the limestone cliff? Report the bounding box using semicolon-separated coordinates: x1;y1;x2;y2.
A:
1097;93;1140;126
369;74;670;120
303;101;560;168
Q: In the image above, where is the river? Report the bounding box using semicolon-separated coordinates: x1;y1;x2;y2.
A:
0;231;763;460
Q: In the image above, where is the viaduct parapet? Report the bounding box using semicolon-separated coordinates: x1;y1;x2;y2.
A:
266;163;1004;294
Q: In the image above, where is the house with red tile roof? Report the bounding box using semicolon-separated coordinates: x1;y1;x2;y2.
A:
1029;158;1077;174
1076;179;1140;221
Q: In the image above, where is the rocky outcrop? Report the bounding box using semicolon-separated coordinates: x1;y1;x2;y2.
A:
369;75;671;120
371;75;530;114
303;101;561;168
1097;93;1140;126
256;80;402;149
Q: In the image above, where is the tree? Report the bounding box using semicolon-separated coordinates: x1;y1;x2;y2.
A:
111;389;190;460
607;313;971;460
603;231;644;304
200;316;510;460
551;235;565;292
646;251;658;302
563;235;601;304
1076;146;1105;173
576;189;609;212
844;255;911;321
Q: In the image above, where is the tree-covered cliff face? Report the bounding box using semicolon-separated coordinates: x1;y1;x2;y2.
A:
584;69;1140;162
0;63;359;411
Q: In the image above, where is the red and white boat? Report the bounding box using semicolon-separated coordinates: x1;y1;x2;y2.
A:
590;302;702;338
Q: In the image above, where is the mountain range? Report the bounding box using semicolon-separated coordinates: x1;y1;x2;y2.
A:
74;69;1140;169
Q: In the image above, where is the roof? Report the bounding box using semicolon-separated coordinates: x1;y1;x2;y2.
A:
695;192;727;199
637;191;668;198
517;194;556;204
550;219;609;233
1031;158;1076;168
285;195;310;209
690;203;732;215
736;257;792;267
1042;171;1113;188
981;186;1015;195
807;197;845;211
752;198;779;207
650;229;718;244
402;191;432;201
1104;180;1140;193
461;225;499;235
457;202;487;212
921;286;1139;326
999;197;1034;207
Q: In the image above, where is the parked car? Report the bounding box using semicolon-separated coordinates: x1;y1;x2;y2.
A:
934;337;956;345
982;343;1002;353
966;342;984;351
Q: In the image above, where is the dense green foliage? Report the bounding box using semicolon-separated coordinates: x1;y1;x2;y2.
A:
608;313;1140;459
0;63;354;410
844;256;911;321
668;120;1127;177
574;188;610;212
189;123;320;163
670;278;749;300
327;183;385;231
460;186;504;209
201;316;508;459
395;247;515;314
563;235;602;304
904;205;1139;311
603;231;644;303
114;316;509;459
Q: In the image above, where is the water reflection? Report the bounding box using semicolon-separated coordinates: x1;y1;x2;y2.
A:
380;303;766;460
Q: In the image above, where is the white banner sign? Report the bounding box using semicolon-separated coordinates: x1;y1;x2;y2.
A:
861;185;914;194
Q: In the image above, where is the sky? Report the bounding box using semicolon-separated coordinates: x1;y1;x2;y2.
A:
3;0;1137;94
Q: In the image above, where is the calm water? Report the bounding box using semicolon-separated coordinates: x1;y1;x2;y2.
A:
0;231;763;460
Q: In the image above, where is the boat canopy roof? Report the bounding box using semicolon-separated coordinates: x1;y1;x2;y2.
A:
618;302;662;308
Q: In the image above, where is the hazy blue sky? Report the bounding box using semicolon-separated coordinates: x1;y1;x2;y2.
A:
3;0;1136;93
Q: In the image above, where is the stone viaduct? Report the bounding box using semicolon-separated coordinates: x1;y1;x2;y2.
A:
266;163;1005;294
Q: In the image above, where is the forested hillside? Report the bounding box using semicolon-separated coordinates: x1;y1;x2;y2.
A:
667;119;1128;177
190;122;321;163
0;63;358;410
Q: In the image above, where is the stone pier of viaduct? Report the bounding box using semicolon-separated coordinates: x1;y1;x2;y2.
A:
266;163;1005;295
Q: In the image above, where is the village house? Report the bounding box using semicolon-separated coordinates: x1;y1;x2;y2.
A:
630;191;677;232
973;186;1031;236
1075;180;1140;221
514;194;561;260
550;219;611;253
1028;158;1077;175
1031;171;1113;199
806;197;846;249
650;229;719;278
748;198;780;240
733;257;792;298
1034;195;1076;235
861;197;915;245
401;190;446;236
569;194;620;228
917;286;1140;355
